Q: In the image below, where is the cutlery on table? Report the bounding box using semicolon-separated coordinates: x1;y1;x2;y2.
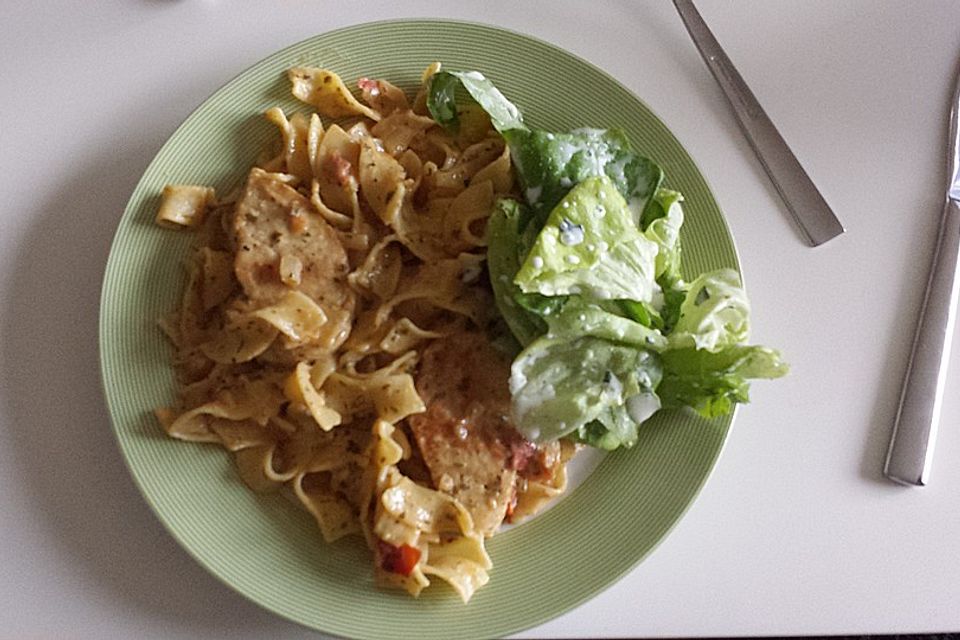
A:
673;0;844;246
883;63;960;486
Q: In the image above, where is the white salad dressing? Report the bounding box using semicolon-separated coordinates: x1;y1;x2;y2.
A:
559;223;585;246
626;197;645;223
525;185;542;205
550;140;579;167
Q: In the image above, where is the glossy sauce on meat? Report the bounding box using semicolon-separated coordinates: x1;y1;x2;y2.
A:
408;331;559;536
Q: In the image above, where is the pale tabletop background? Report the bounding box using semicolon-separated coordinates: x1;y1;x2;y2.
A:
3;1;960;638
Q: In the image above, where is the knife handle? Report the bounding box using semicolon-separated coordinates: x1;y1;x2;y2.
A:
885;198;960;485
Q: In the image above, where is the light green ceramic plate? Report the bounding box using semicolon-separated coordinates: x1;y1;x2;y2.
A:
100;19;739;640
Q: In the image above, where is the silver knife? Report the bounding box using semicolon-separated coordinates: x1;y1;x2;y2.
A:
673;0;845;246
884;65;960;486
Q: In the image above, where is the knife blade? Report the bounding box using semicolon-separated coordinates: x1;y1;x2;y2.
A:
883;63;960;486
673;0;845;246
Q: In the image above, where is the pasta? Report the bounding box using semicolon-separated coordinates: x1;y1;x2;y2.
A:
155;64;576;602
156;185;215;228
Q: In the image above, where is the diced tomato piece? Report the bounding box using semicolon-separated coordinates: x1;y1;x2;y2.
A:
507;437;554;480
508;440;537;474
378;540;421;576
324;151;353;187
357;77;379;92
505;486;519;523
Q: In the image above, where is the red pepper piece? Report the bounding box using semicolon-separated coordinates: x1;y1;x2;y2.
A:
378;540;421;577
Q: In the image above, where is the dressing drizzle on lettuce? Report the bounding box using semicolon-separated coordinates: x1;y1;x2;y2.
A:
428;69;788;450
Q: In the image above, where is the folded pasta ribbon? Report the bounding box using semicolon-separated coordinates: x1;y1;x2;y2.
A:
288;67;382;122
362;421;492;602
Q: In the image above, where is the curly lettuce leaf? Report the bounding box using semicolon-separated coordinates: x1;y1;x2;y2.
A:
659;345;788;418
435;67;788;448
669;269;750;352
643;188;684;281
509;335;662;443
514;176;659;303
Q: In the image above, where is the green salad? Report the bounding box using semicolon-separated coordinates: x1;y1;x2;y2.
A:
428;70;788;451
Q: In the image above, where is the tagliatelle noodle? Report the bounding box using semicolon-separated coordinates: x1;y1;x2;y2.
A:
155;64;573;602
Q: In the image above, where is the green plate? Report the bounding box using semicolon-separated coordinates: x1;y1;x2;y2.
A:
100;19;739;640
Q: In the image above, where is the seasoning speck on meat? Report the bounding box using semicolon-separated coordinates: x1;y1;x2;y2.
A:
232;167;355;354
409;331;560;536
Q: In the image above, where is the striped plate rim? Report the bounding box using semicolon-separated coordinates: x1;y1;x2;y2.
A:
99;19;739;640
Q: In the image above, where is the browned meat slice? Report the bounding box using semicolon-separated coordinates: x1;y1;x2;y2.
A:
408;331;557;536
232;168;355;352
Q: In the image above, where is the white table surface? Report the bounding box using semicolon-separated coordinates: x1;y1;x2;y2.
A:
4;1;960;638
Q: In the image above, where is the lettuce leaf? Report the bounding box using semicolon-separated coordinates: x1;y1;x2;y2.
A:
545;298;667;351
436;67;788;449
660;282;687;335
576;392;662;450
486;198;546;346
643;188;684;281
514;176;660;303
615;298;664;330
426;70;525;133
426;69;664;226
669;269;750;352
504;128;664;224
509;335;662;442
659;345;788;418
